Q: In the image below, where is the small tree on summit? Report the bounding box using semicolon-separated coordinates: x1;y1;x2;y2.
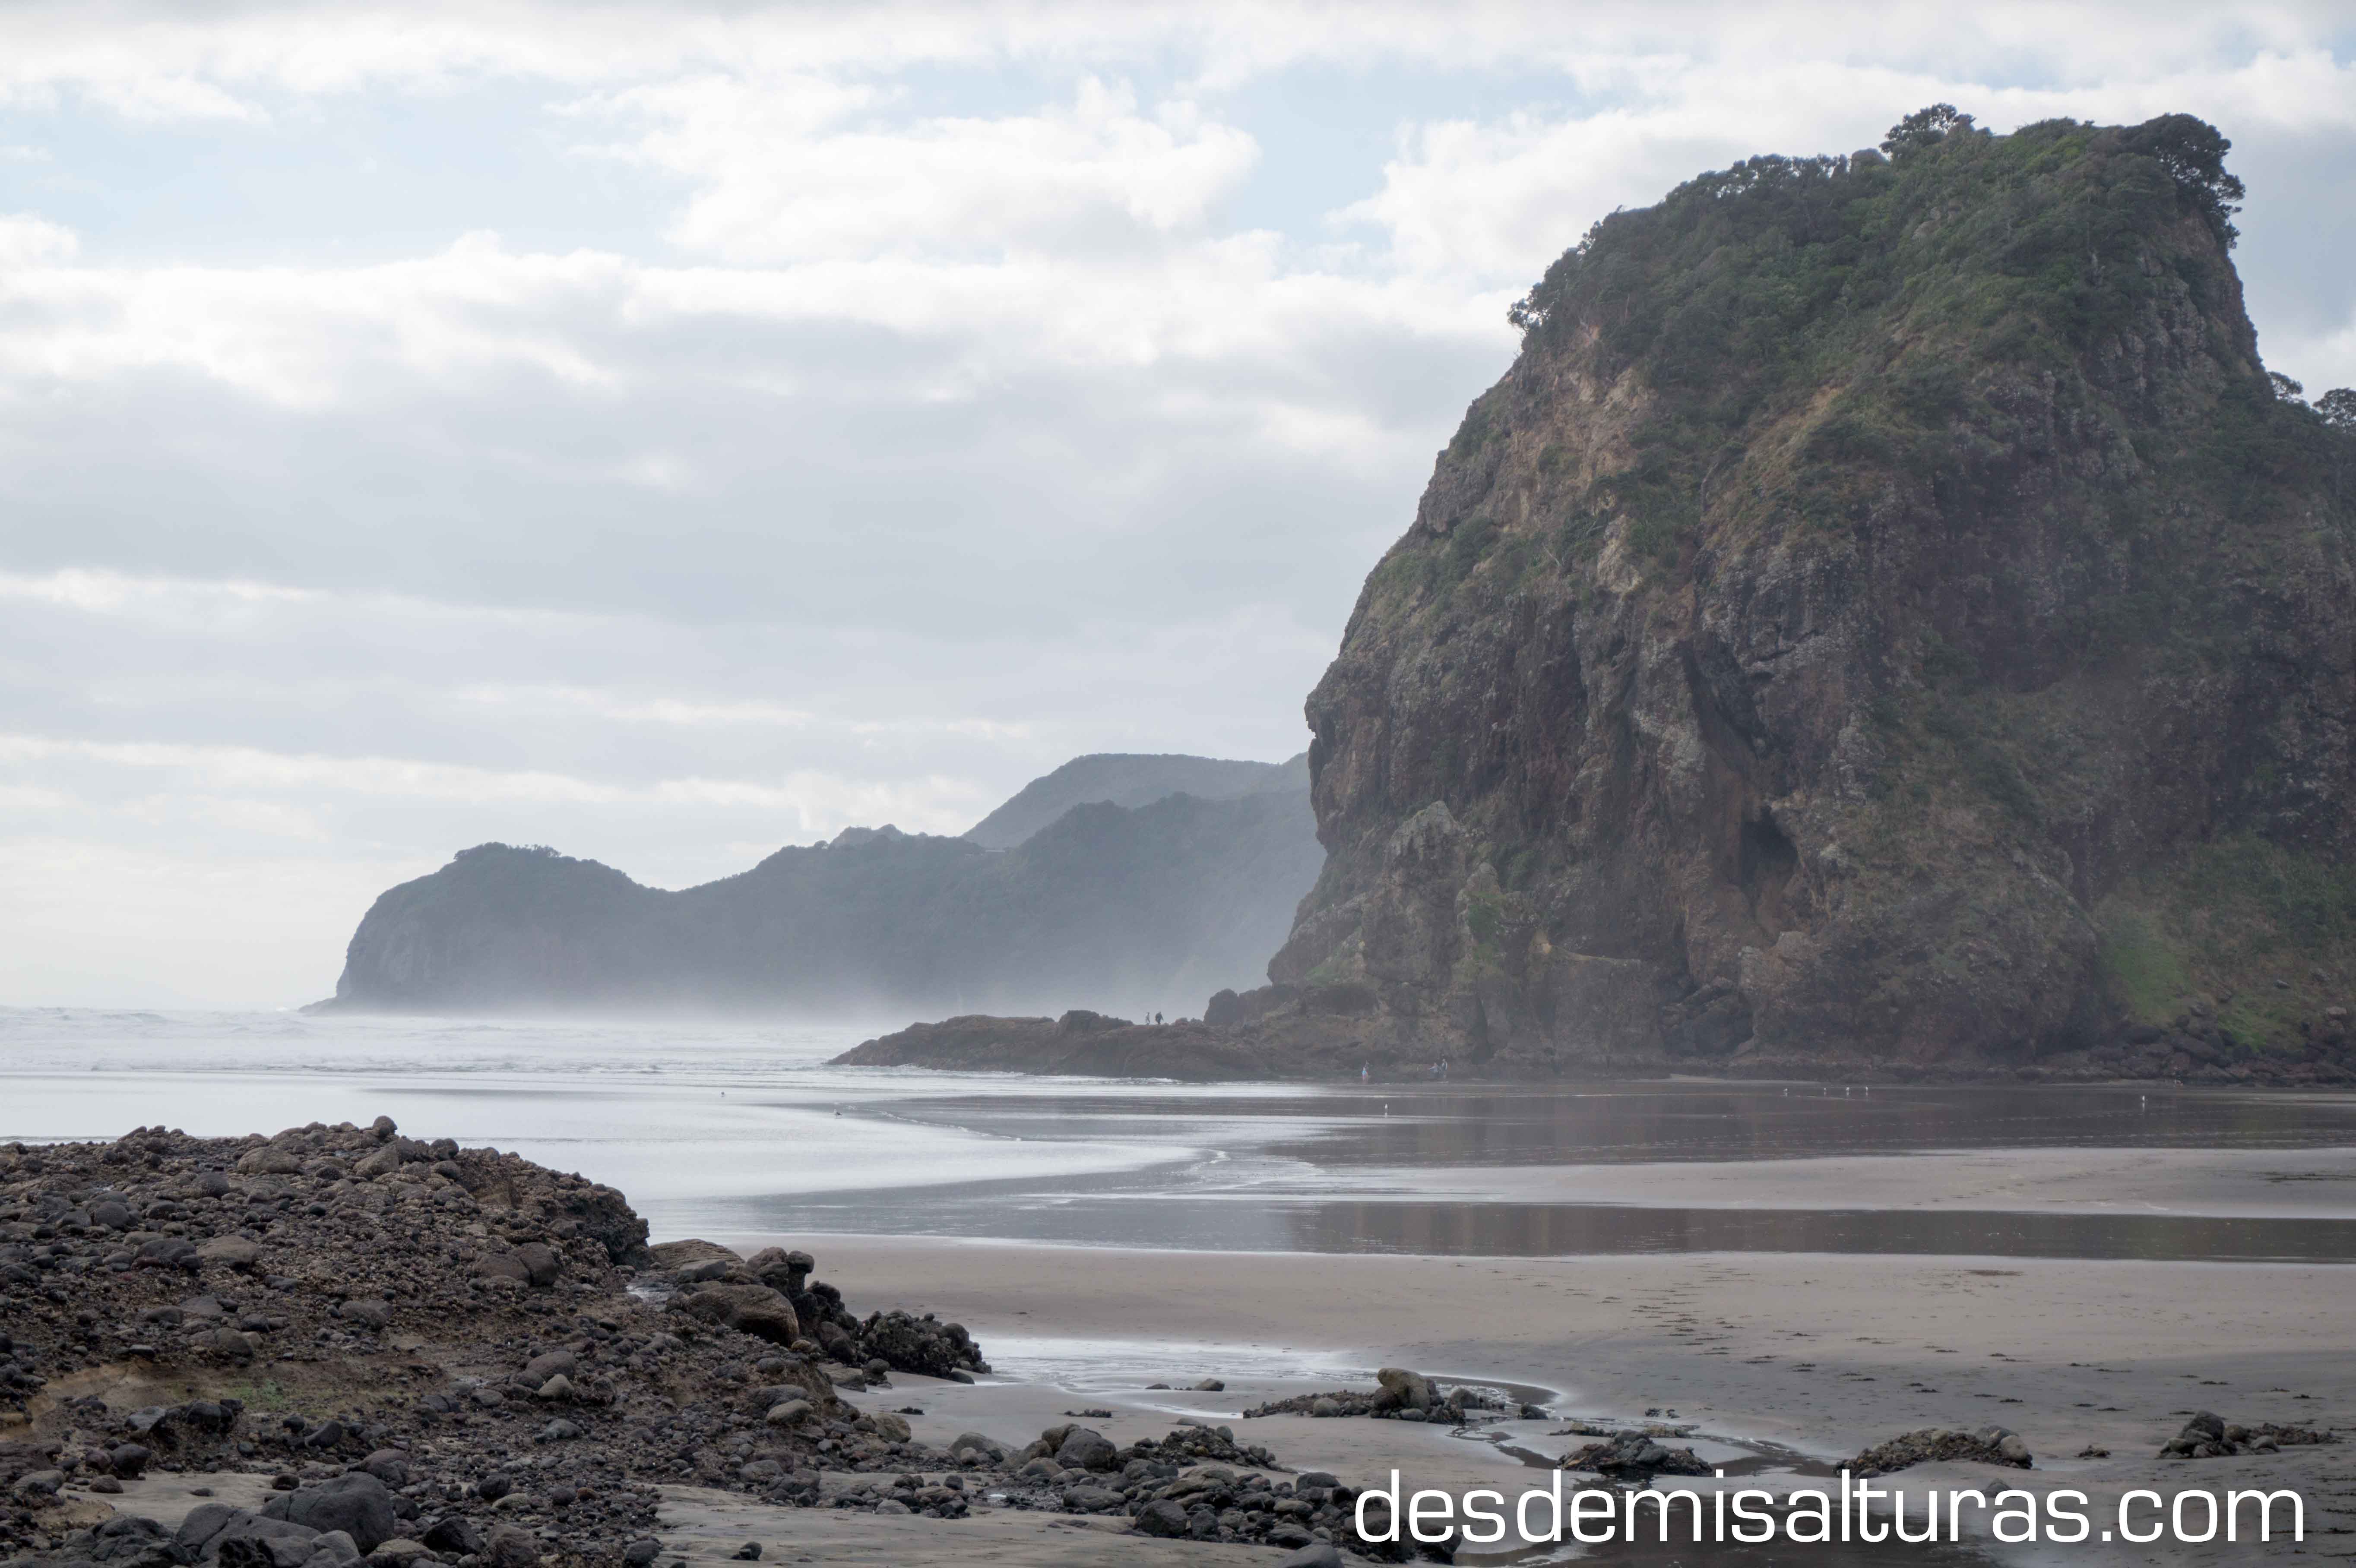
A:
2124;113;2245;246
2270;371;2306;403
2319;388;2356;431
1881;104;1975;158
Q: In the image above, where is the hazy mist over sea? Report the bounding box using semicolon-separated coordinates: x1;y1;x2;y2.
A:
13;1006;2356;1267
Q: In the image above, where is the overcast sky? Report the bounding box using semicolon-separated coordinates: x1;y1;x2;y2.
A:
3;2;2352;1009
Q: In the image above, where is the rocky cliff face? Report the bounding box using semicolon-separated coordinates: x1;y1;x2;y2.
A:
1255;111;2356;1076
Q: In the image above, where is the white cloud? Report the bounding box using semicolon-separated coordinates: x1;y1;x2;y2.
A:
1343;49;2356;286
0;567;318;616
0;3;2350;117
0;213;78;266
0;731;985;826
0;783;75;811
597;75;1260;262
127;794;332;842
0;231;634;405
2280;309;2356;396
452;684;817;730
0;212;1491;446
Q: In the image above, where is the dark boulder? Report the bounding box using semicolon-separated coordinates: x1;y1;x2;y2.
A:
670;1283;799;1345
1132;1500;1189;1538
357;1450;408;1488
484;1524;540;1568
420;1517;483;1556
511;1243;561;1288
1053;1428;1118;1471
211;1517;325;1568
276;1472;398;1553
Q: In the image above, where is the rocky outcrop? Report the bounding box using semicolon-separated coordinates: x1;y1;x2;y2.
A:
1249;111;2356;1075
0;1124;1023;1563
1559;1431;1713;1479
1848;1426;2032;1477
638;1242;989;1380
833;1009;1300;1079
322;762;1320;1017
2160;1411;2334;1459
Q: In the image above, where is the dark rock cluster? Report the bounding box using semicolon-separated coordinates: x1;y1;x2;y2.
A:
1;1122;1433;1567
2160;1411;2335;1459
0;1124;996;1566
1556;1431;1713;1479
1846;1425;2033;1477
986;1405;1473;1560
643;1240;986;1380
1243;1370;1542;1424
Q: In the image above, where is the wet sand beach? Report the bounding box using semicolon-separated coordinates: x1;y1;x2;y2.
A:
724;1235;2356;1562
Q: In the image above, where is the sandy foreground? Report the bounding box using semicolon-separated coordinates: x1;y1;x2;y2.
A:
681;1137;2356;1566
733;1238;2356;1564
84;1240;2356;1565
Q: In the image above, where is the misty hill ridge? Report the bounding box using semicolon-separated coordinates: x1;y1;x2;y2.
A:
963;751;1308;849
324;755;1320;1015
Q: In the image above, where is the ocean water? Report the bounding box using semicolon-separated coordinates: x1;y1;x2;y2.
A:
7;1007;2356;1262
0;1008;1222;1225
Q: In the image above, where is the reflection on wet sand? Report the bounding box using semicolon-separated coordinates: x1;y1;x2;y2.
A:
713;1079;2356;1262
907;1080;2356;1169
712;1188;2356;1262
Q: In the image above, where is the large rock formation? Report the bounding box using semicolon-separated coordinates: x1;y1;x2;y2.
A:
323;757;1319;1016
1244;110;2356;1076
